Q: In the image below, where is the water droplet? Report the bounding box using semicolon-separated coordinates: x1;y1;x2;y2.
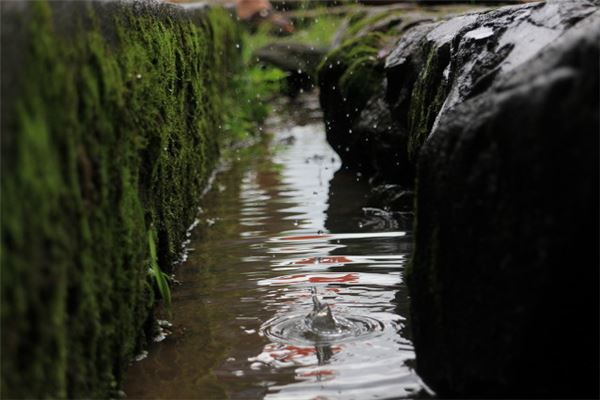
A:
235;43;240;49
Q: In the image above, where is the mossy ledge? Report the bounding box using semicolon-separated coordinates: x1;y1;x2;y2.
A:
1;1;244;397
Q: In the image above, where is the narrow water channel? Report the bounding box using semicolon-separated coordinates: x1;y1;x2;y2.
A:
125;95;424;399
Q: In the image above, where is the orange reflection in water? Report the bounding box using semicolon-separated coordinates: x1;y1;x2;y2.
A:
272;272;358;284
308;273;357;283
298;369;335;377
293;256;353;265
266;344;342;362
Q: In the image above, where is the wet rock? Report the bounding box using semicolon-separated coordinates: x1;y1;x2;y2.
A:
318;1;597;184
319;0;599;396
410;11;599;397
318;32;389;177
254;42;328;93
367;184;413;212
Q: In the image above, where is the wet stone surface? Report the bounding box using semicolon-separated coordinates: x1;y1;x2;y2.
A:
124;95;424;399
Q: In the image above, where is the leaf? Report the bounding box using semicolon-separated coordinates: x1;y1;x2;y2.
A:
147;228;171;308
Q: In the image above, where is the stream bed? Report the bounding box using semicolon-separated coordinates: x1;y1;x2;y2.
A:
124;95;424;399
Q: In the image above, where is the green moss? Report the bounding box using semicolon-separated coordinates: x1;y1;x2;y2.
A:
1;1;247;398
318;32;387;117
407;43;450;161
344;9;398;39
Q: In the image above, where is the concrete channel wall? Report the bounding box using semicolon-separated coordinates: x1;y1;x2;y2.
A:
1;1;241;397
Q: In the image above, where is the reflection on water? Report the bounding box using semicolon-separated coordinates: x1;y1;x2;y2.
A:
124;96;423;399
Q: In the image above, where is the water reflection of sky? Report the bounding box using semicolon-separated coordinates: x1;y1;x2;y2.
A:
238;121;423;399
124;103;424;399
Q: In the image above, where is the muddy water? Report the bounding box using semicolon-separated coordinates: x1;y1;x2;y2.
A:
124;96;424;399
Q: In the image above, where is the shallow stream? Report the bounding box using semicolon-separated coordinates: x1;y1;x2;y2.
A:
124;95;424;399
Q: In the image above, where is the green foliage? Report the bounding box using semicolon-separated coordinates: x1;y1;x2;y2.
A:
343;9;400;39
242;11;344;62
289;12;344;46
222;66;287;147
148;228;171;308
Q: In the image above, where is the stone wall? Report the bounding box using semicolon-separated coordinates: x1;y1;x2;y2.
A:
0;1;241;397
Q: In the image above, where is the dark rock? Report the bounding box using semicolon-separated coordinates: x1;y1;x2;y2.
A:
367;184;413;212
410;11;599;397
318;32;389;177
318;1;597;183
319;0;599;396
254;42;328;93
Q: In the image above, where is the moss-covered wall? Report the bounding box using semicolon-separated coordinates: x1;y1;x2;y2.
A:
0;1;242;397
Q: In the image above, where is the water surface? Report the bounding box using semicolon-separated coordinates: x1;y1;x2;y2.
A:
125;96;423;399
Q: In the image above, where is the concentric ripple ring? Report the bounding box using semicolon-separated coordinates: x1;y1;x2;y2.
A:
261;312;386;346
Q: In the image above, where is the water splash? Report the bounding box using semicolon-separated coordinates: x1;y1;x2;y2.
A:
260;288;385;347
304;287;338;333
